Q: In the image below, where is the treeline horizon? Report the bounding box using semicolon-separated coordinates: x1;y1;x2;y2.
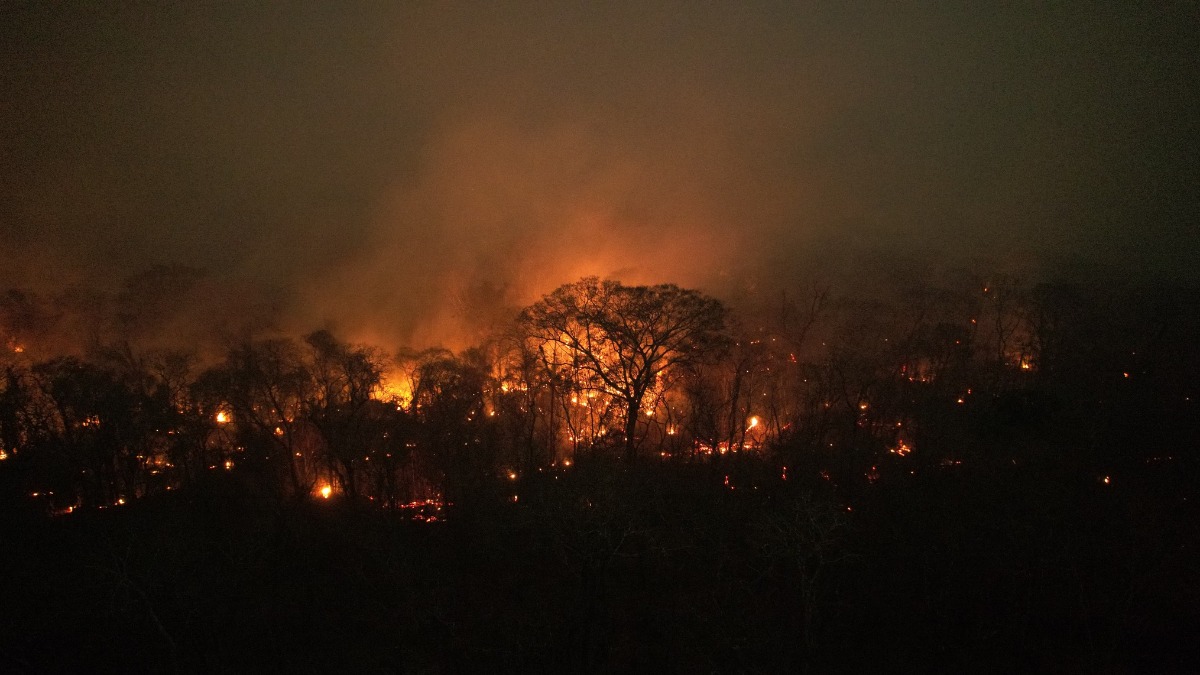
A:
2;263;1196;515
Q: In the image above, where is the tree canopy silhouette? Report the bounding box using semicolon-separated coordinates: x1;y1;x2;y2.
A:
517;277;729;460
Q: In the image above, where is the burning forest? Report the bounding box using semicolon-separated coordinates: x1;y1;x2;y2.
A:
2;267;1197;671
3;1;1198;671
6;271;1189;517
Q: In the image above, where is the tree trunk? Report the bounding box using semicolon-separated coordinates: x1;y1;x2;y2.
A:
624;395;640;462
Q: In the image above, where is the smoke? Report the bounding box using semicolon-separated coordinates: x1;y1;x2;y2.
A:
297;95;809;349
2;3;1196;353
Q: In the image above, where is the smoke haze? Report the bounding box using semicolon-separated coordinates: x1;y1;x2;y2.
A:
3;2;1196;349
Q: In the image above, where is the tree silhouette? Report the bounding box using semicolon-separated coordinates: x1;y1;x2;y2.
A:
304;330;385;498
200;339;315;497
518;278;729;461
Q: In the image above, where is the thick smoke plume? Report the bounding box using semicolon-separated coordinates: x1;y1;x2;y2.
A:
3;3;1196;352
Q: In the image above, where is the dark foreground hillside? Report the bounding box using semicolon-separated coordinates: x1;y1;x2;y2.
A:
3;456;1197;674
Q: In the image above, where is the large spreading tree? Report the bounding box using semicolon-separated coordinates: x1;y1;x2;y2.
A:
518;277;729;461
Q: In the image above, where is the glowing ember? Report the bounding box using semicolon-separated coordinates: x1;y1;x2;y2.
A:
395;498;445;522
319;484;332;499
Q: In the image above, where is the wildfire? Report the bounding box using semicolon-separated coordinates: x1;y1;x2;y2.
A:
215;411;231;424
319;484;332;499
377;371;414;408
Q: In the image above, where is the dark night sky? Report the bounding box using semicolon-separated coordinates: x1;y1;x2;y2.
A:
2;2;1196;347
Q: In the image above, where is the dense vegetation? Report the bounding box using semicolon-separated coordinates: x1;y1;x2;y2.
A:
1;269;1197;671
